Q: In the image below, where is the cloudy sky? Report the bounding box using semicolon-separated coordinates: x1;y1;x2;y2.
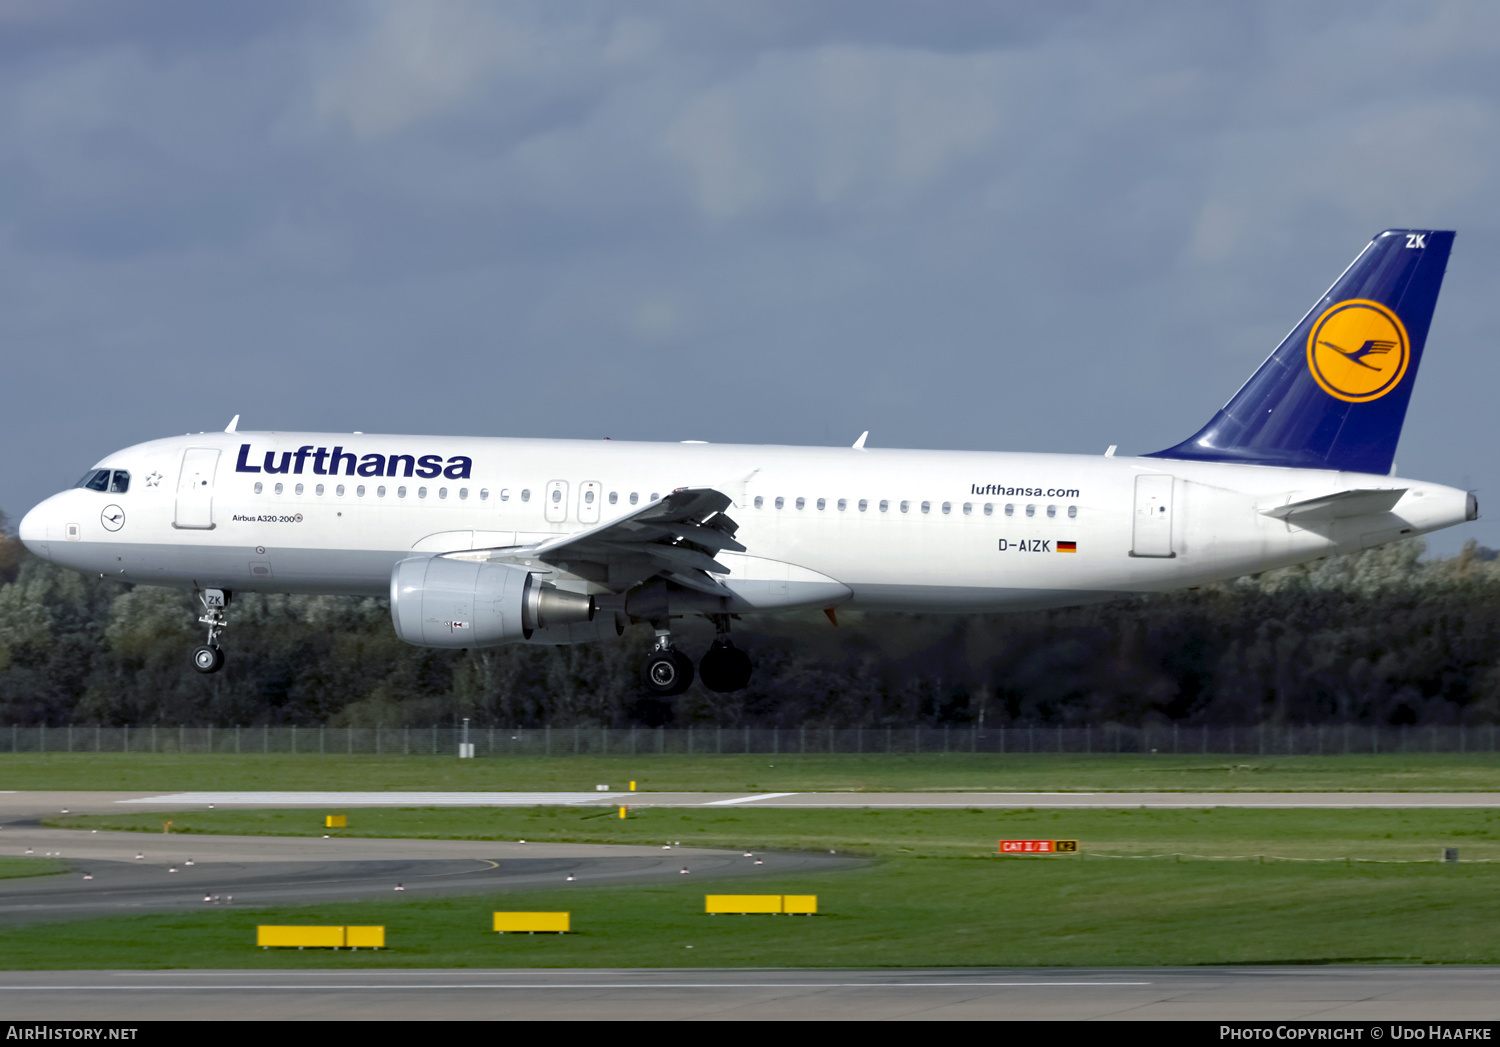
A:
3;1;1498;554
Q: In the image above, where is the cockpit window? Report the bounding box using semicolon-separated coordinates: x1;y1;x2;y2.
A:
75;469;129;493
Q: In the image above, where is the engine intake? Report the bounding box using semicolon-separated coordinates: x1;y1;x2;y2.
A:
390;557;593;648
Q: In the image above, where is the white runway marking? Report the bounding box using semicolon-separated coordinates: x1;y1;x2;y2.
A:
703;793;798;805
109;790;1500;809
116;792;621;807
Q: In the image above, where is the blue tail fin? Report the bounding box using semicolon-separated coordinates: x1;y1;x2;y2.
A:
1147;229;1453;474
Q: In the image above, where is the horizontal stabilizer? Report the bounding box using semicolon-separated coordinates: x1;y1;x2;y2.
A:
1261;488;1407;521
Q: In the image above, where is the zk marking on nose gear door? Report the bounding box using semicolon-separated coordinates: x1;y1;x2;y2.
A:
174;448;221;530
544;480;569;524
1131;474;1175;558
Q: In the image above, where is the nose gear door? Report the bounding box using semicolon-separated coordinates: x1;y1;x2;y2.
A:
174;448;221;530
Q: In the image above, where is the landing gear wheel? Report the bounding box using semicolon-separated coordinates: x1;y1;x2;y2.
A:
642;648;694;696
191;645;224;675
699;641;752;693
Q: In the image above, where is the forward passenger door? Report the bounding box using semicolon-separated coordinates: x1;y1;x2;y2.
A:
174;448;220;530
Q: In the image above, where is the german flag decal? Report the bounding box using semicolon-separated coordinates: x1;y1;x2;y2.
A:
1057;541;1077;553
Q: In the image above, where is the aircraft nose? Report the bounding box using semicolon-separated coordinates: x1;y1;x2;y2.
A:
18;497;57;560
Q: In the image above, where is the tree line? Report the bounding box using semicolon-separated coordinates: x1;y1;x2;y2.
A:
2;508;1499;728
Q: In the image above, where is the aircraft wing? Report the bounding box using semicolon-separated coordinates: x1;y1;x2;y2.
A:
471;487;745;595
1261;488;1408;521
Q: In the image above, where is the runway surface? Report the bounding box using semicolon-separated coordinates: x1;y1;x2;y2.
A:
1;967;1497;1020
5;790;1500;816
0;826;861;925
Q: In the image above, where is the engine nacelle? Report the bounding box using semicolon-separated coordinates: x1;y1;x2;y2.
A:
389;556;594;649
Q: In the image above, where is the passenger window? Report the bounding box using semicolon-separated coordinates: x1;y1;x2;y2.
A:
418;487;428;499
1004;503;1013;516
609;492;618;504
1026;504;1035;517
315;484;325;496
920;500;931;514
1068;505;1078;519
460;488;469;500
816;498;825;511
584;490;594;505
397;486;407;498
796;497;806;510
254;482;263;494
941;502;951;515
335;484;345;496
500;489;510;501
900;500;909;513
629;492;639;505
357;485;365;497
837;498;847;511
775;496;785;509
858;499;868;512
440;488;448;499
650;492;659;501
109;471;130;494
480;489;489;501
295;483;305;496
550;489;561;503
983;503;993;516
275;483;284;495
521;489;531;502
377;486;386;497
962;503;972;515
1046;504;1056;518
754;496;764;509
880;500;889;512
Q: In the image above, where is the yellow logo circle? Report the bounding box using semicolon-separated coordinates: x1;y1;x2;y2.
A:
1305;299;1410;403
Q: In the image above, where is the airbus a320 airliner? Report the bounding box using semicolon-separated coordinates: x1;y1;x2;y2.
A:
19;230;1476;696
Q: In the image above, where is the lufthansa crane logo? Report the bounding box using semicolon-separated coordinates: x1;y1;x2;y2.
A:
1306;299;1410;403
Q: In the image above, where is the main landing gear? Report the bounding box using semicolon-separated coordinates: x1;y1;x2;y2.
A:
640;615;753;696
191;588;229;675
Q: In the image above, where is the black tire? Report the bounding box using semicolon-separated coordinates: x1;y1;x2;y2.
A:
642;648;694;696
191;645;224;675
699;643;752;693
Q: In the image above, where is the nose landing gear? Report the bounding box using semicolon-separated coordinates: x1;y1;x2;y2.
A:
191;644;224;674
191;588;229;675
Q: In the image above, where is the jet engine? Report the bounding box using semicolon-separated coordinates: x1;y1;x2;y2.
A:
389;556;595;648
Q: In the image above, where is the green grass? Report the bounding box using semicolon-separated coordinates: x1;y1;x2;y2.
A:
46;805;1500;862
0;857;66;880
2;856;1498;969
7;806;1499;968
4;752;1499;792
13;767;1500;968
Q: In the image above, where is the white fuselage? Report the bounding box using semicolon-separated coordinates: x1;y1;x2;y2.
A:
19;431;1474;614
